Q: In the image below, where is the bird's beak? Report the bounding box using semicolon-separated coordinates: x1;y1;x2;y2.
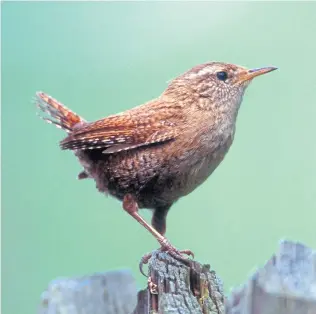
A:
237;66;278;83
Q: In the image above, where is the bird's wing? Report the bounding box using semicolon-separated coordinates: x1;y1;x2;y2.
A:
60;106;179;154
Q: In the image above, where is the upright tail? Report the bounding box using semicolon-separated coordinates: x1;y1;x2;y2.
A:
35;92;86;133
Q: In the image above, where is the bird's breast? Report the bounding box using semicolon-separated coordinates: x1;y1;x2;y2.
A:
160;126;234;201
184;138;232;195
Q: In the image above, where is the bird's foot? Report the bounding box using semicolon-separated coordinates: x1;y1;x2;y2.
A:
122;194;194;276
159;238;194;261
139;240;194;276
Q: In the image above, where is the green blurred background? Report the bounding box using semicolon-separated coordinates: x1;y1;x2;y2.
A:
2;2;316;313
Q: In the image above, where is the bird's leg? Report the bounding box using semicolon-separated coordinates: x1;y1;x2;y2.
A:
122;194;194;276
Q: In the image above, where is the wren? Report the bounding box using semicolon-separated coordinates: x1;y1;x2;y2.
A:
36;62;277;270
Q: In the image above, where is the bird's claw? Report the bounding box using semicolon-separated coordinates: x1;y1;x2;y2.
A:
162;246;194;267
164;247;194;260
139;244;194;277
139;252;153;276
159;237;194;262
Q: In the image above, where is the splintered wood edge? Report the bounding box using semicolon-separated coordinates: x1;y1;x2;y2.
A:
225;239;316;314
38;240;316;314
38;269;138;314
133;250;225;314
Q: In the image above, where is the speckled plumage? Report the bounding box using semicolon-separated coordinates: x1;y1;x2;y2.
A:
36;61;276;235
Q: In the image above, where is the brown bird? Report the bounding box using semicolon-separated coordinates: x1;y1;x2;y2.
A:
36;62;276;271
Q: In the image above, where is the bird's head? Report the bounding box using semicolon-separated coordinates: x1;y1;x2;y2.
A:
165;62;277;114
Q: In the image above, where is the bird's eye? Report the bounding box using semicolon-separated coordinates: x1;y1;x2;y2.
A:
216;71;228;81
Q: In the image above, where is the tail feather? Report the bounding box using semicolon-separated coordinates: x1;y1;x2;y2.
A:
35;92;85;132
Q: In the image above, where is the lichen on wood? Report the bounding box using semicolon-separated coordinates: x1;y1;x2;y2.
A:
39;240;316;314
